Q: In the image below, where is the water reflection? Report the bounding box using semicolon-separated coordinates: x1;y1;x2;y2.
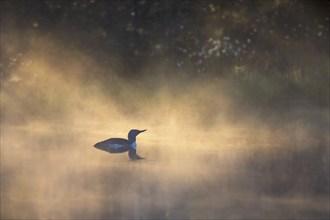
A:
1;119;329;219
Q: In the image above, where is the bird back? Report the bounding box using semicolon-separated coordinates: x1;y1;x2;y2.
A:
94;138;131;153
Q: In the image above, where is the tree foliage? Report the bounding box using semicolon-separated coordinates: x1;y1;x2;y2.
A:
2;0;329;78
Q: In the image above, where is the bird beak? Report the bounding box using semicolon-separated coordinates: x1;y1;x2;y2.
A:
139;129;147;133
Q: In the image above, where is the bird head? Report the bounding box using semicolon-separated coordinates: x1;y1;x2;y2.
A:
128;129;146;143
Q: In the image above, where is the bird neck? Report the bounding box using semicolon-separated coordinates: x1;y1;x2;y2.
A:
130;141;137;150
128;137;136;143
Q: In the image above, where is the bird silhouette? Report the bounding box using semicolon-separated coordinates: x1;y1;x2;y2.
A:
94;129;146;160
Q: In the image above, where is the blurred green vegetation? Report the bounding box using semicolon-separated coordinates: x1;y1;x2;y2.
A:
1;0;329;104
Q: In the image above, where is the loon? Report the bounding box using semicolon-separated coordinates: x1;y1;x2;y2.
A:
94;129;146;160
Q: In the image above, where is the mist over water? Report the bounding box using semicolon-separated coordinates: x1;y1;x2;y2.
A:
1;2;329;219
